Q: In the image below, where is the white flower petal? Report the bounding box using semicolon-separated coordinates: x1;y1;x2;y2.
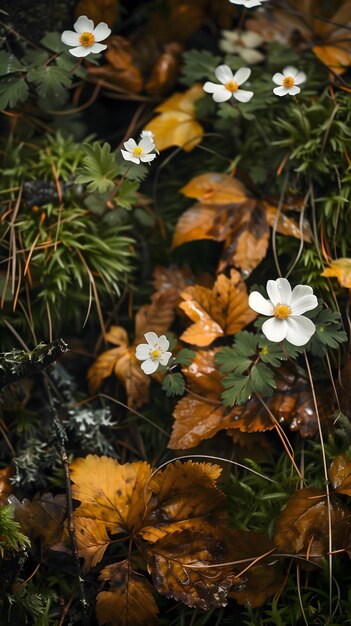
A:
290;294;318;315
221;30;240;44
140;153;156;163
215;64;234;84
249;292;274;316
283;66;298;78
285;316;316;346
273;85;289;96
233;89;254;103
92;22;111;42
203;81;219;94
121;150;139;164
262;318;288;343
141;359;159;375
159;351;172;366
144;332;159;346
212;86;233;103
74;15;95;34
266;278;292;306
291;285;313;300
240;48;265;64
294;71;307;85
233;67;251;86
219;40;240;54
157;335;169;351
123;138;137;151
61;30;81;46
287;85;301;96
140;130;154;140
242;31;263;47
135;344;151;360
139;137;155;153
68;46;92;57
272;72;284;85
90;43;107;53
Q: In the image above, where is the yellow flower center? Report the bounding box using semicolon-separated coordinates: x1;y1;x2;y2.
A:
225;80;239;92
274;303;291;320
79;32;95;47
133;146;143;156
151;349;161;359
283;76;294;89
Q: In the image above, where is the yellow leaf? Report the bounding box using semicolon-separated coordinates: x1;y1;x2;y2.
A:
181;173;247;204
145;84;204;152
321;258;351;288
74;517;111;573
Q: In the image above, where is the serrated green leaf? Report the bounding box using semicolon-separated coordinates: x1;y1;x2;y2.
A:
0;51;24;76
258;341;287;367
76;142;120;193
40;32;67;53
115;179;139;210
22;50;50;68
181;49;222;86
0;77;29;110
233;331;259;357
215;347;252;375
221;374;253;406
162;373;185;397
250;363;276;396
27;65;71;108
174;348;196;366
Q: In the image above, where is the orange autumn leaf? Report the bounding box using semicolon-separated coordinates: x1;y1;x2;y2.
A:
145;84;204;152
139;461;227;543
75;0;119;27
97;561;158;626
73;518;111;573
181;173;247;205
263;202;312;242
146;43;183;97
134;290;175;340
321;258;351;288
0;466;13;504
89;36;143;93
329;455;351;496
274;487;348;557
179;270;256;347
70;455;152;534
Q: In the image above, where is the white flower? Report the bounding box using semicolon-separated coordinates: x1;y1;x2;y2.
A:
249;278;318;346
61;15;111;58
121;137;157;165
140;130;155;140
220;30;264;64
272;66;306;97
229;0;268;7
203;65;254;104
135;332;172;375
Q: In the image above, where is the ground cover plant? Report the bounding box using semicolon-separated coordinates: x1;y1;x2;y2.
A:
0;0;351;624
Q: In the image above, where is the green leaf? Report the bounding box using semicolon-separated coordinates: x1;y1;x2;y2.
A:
0;51;24;76
115;179;139;210
0;77;29;109
174;349;196;366
22;50;50;68
215;347;252;375
76;142;120;193
40;32;67;53
250;363;276;396
221;373;253;406
162;373;185;397
27;65;72;108
309;308;347;355
181;49;222;86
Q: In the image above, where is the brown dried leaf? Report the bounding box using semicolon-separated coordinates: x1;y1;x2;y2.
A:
322;258;351;288
75;0;119;25
145;84;204;152
97;561;158;626
0;466;13;504
179;270;256;347
181;173;247;205
274;488;349;557
74;517;111;573
139;461;227;542
264;202;312;242
329;455;351;496
146;43;183;96
134;290;175;341
13;493;66;550
70;455;152;534
89;36;143;93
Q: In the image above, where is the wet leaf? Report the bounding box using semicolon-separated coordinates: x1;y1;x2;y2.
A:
322;258;351;288
274;487;349;557
329;455;351;496
181;173;247;205
145;84;204;152
134;290;175;340
179;270;256;347
264;202;312;242
70;455;152;534
97;561;158;626
146;43;183;97
139;461;227;542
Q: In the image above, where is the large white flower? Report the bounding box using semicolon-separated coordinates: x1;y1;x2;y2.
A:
220;30;264;64
121;137;157;165
249;278;318;346
136;332;172;375
61;15;111;58
272;66;306;97
203;65;254;103
229;0;268;7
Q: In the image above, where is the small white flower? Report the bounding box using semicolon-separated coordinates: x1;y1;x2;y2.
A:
203;65;254;104
121;137;157;165
136;332;172;375
61;15;111;58
140;130;155;140
229;0;268;7
220;30;264;64
249;278;318;346
272;66;306;97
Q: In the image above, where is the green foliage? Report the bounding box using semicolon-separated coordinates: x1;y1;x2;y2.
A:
174;348;196;366
115;180;140;210
27;65;72;109
308;307;347;355
0;77;29;109
0;506;30;554
76;142;121;193
162;372;185;397
181;49;221;86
